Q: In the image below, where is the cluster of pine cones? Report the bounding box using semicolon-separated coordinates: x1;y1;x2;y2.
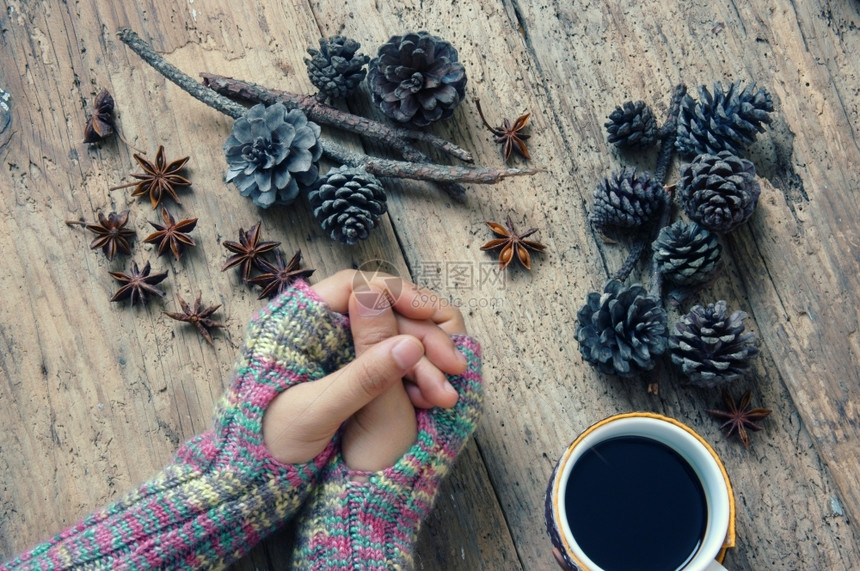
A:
576;80;771;388
223;32;468;245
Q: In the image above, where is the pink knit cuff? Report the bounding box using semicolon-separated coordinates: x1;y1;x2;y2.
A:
290;335;483;569
2;280;354;571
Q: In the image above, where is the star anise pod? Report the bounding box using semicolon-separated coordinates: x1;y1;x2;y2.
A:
475;97;531;161
143;207;198;261
82;89;144;152
110;145;191;209
109;261;169;306
65;210;135;261
708;389;772;448
164;291;224;346
83;89;115;144
249;249;315;300
480;216;546;270
221;222;281;283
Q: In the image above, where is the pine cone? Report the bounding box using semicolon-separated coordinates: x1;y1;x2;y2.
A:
669;301;759;387
605;100;658;150
224;103;323;208
367;31;467;128
653;220;722;287
678;151;760;233
591;167;668;233
675;80;774;158
575;280;668;377
309;166;388;245
305;36;370;100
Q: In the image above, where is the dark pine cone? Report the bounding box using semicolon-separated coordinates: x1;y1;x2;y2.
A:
305;36;370;100
367;31;467;128
575;279;668;378
669;301;759;388
309;166;388;245
591;167;668;234
678;151;760;233
653;220;722;287
676;80;774;158
605;100;658;150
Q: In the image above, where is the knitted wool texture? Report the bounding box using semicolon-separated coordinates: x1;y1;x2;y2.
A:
290;335;483;570
2;281;353;571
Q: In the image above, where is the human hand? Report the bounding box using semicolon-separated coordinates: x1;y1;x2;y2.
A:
338;284;419;471
262;270;469;466
287;279;483;570
313;269;468;408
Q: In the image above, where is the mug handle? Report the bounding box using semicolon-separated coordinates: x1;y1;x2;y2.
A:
703;560;729;571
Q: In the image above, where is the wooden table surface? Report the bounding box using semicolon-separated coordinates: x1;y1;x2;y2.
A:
2;0;859;568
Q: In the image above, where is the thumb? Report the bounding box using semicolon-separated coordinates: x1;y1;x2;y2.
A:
350;284;398;357
263;334;423;464
315;334;424;424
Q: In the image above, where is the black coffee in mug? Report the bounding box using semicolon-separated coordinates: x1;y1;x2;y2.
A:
564;435;708;570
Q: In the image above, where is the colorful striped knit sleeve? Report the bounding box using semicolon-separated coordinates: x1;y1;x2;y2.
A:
290;335;483;570
2;280;354;571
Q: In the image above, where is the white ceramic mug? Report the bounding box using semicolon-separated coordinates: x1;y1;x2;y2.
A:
545;412;736;571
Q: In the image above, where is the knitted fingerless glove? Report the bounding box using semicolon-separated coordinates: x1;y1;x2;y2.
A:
290;335;483;570
2;281;352;571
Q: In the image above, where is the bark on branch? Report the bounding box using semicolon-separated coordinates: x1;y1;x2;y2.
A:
116;28;538;199
200;73;473;163
612;84;686;282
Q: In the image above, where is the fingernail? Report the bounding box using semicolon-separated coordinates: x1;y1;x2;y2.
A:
392;337;423;369
444;381;458;395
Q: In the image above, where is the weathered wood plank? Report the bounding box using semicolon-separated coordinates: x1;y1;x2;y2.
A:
309;0;860;568
2;0;860;569
0;0;515;566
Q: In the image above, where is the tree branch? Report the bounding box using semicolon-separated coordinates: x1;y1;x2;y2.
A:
116;28;534;197
613;84;686;282
199;72;472;199
200;73;473;163
322;139;540;184
116;29;246;120
654;83;686;184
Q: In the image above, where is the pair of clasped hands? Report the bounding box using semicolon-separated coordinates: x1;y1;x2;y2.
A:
262;270;469;473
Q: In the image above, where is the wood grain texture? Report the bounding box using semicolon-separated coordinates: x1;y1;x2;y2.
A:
1;0;859;569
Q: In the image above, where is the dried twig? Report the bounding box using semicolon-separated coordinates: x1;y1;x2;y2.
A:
611;186;675;284
116;29;247;119
612;84;685;282
322;139;534;184
200;72;474;199
116;28;537;195
654;84;686;184
200;73;473;163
